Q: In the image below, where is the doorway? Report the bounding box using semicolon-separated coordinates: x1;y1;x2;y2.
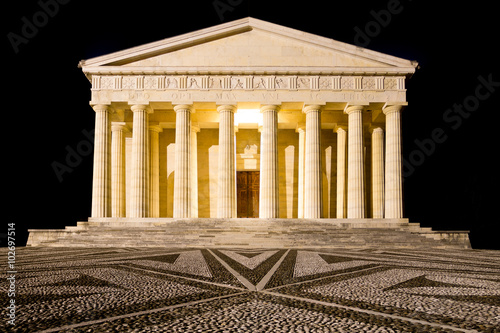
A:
237;171;259;218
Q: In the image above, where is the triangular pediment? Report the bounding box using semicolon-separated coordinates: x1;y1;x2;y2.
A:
80;17;417;75
117;29;393;69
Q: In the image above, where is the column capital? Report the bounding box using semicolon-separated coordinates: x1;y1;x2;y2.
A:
130;104;153;113
370;125;384;133
383;103;406;115
173;104;195;113
111;122;130;132
344;104;364;114
92;104;112;113
149;125;163;133
295;123;305;133
302;104;322;114
260;104;281;113
333;123;348;133
191;123;201;133
216;104;237;113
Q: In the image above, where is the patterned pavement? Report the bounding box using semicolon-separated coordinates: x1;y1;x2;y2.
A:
1;247;499;332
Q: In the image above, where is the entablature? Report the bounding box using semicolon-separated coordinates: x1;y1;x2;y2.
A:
89;74;407;107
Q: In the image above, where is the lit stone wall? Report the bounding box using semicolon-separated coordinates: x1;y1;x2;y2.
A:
159;129;175;217
196;129;219;218
322;129;337;218
278;130;298;218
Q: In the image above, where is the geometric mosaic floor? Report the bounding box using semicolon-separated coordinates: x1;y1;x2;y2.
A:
2;247;499;332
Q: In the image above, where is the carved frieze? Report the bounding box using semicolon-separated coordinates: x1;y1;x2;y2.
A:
91;74;405;92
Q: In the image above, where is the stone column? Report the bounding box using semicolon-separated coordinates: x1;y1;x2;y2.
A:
91;104;111;218
217;105;236;218
173;104;193;218
296;124;306;218
111;122;128;217
259;105;280;218
129;104;151;218
335;125;347;218
125;137;132;216
384;105;404;218
371;127;384;218
345;105;365;219
233;125;238;218
303;105;323;219
149;125;162;218
191;124;200;218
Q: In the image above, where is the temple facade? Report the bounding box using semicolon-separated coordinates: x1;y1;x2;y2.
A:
79;17;418;221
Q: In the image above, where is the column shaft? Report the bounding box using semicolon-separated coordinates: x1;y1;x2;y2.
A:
335;126;347;218
217;105;236;218
346;105;365;218
384;105;403;218
173;105;192;218
259;105;280;218
149;126;162;218
130;105;150;218
91;105;111;218
303;105;322;219
111;123;127;217
296;125;306;218
191;125;200;218
371;127;384;218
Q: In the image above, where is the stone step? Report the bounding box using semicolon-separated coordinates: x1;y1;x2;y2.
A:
27;219;471;249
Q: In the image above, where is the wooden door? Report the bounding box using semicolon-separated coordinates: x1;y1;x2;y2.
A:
237;171;259;218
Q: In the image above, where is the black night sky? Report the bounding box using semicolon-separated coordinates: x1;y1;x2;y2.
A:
4;0;499;249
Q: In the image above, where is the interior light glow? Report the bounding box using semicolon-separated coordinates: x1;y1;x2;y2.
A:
234;109;262;126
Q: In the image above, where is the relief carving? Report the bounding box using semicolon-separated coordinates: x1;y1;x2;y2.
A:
231;77;244;89
362;77;376;90
254;76;267;89
144;76;157;90
94;74;405;92
122;76;136;90
100;76;114;90
275;77;288;89
297;77;310;89
319;77;332;89
188;77;201;89
165;77;178;89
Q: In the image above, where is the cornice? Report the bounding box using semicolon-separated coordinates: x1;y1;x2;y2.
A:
81;66;416;77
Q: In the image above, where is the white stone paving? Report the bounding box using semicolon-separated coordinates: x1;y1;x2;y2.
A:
129;250;213;277
307;268;500;325
219;250;279;270
145;300;392;333
2;247;499;332
293;250;373;278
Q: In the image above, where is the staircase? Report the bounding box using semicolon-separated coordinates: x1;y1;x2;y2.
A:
26;218;471;249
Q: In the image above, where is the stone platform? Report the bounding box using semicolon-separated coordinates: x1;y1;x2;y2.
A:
27;218;471;249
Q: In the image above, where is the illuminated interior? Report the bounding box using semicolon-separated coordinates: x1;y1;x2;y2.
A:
234;109;262;128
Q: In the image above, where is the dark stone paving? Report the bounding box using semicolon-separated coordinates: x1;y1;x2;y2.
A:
1;247;499;332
